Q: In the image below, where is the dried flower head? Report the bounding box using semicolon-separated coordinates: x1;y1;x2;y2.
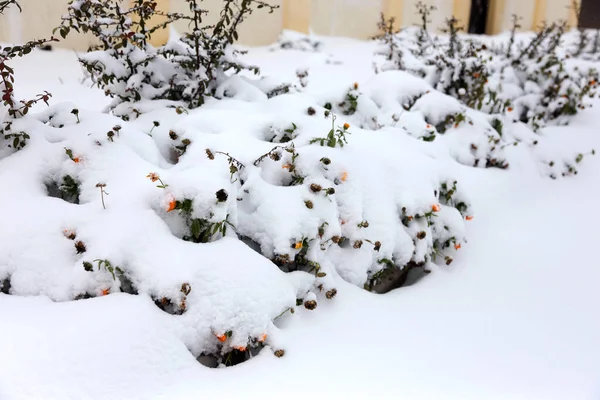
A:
304;300;317;310
74;240;86;254
181;283;191;296
310;183;322;193
216;189;228;203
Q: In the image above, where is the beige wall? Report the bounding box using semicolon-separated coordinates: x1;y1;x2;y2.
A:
0;0;582;51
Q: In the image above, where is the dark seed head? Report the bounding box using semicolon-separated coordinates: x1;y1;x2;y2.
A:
331;235;341;244
206;149;214;160
181;283;191;296
353;240;363;249
321;158;331;165
325;288;337;299
216;189;228;203
153;121;160;127
75;241;86;254
269;152;281;161
307;107;316;116
326;188;335;195
304;300;317;310
83;261;93;272
181;139;191;146
304;200;314;209
274;349;285;358
169;130;179;140
374;241;381;251
310;183;322;193
416;231;427;240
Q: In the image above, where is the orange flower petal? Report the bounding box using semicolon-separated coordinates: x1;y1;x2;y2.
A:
432;204;441;212
259;333;267;343
343;123;350;130
465;215;473;221
341;172;348;182
216;334;227;343
454;243;461;250
166;197;176;212
235;346;247;352
101;288;110;296
294;241;303;250
73;157;81;163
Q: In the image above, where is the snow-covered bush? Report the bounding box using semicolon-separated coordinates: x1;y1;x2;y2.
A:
1;0;56;153
57;0;277;113
374;3;599;130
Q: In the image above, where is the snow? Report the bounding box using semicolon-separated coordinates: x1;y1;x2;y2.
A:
1;27;600;400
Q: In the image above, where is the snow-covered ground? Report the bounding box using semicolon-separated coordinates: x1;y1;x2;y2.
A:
1;32;600;400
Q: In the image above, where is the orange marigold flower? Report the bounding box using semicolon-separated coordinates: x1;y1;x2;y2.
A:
216;334;227;343
282;164;291;169
101;288;110;296
353;82;359;90
235;346;247;352
473;73;480;78
426;124;432;129
454;243;461;250
146;172;160;182
217;334;227;343
340;172;348;182
590;80;596;85
507;107;514;112
73;157;81;163
343;122;350;130
465;215;474;221
432;204;441;212
294;241;303;250
258;333;267;343
166;198;176;212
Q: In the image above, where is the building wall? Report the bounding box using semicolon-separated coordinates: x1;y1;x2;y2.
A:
0;0;583;51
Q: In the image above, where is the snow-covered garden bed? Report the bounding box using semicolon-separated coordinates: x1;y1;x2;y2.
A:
1;1;600;398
